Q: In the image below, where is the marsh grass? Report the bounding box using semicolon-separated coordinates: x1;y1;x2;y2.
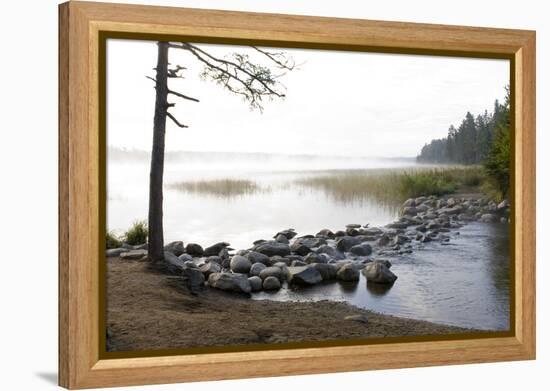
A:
168;179;267;198
294;166;486;205
123;220;148;245
106;230;123;249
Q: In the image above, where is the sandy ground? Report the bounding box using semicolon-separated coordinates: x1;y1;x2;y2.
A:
106;258;481;352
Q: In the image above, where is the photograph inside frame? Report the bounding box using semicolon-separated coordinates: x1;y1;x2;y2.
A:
104;38;512;353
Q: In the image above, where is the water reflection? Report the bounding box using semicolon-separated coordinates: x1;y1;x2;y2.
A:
366;282;394;297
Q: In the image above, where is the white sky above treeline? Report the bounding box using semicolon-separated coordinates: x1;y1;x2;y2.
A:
107;39;509;158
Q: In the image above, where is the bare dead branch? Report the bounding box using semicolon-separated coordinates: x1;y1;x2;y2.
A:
168;89;199;102
251;46;296;70
166;112;188;128
146;76;157;83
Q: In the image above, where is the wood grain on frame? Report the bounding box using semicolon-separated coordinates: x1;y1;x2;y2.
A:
58;1;536;389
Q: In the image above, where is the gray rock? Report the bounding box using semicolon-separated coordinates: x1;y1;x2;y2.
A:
254;241;291;257
203;242;230;257
183;260;198;269
182;265;205;291
162;251;187;273
206;255;222;264
349;244;372;256
262;276;281;290
316;244;341;259
311;263;338;280
402;206;417;216
199;261;221;277
248;276;263;292
178;253;193;263
316;228;335;239
377;234;391;247
286;266;323;285
106;248;126;257
337;263;360;281
363;262;397;284
291;260;307;267
246;251;270;265
497;200;509;210
275;234;289;244
299;237;327;249
336;236;360;252
403;198;416;207
164;241;185;256
290;241;311;256
274;229;297;240
304;252;325;264
346;223;362;229
386;222;409;229
120;249;148;260
208;272;251;293
230;255;252;274
185;243;204;257
249;262;267;276
259;266;284;281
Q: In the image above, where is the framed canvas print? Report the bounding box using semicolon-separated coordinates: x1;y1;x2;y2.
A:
58;1;536;389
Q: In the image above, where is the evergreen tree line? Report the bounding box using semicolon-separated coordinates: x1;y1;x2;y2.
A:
417;89;508;164
416;86;511;197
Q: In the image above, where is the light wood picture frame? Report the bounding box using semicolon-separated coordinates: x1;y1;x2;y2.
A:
58;1;536;389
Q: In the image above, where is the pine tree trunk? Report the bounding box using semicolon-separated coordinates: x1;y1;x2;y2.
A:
148;41;169;262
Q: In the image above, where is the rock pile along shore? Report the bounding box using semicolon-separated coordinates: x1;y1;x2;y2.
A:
108;194;510;295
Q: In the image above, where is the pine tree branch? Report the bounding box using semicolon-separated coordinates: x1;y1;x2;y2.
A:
168;89;199;102
166;112;188;128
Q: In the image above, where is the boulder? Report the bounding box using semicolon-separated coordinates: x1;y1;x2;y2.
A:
315;228;335;239
316;244;343;259
304;252;325;264
254;241;291;257
199;261;221;277
336;236;360;252
290;241;311;256
246;251;270;265
120;249;148;260
291;260;307;267
259;266;284;281
274;234;289;244
206;255;222;264
182;265;205;292
274;229;297;240
349;244;372;256
402;206;417;216
377;234;391;247
164;241;185;256
362;262;397;284
497;200;509;211
286;266;322;285
249;262;267;277
299;237;327;249
248;276;263;292
162;251;187;273
311;263;338;280
203;242;230;257
386;222;409;229
185;243;204;257
336;263;360;281
230;255;252;274
106;248;126;257
403;198;416;207
178;253;193;263
208;272;251;293
262;276;281;290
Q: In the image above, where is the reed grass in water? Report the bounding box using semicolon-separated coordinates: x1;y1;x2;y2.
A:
168;179;266;198
294;166;485;205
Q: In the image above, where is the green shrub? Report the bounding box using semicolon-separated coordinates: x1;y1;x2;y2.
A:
106;231;122;249
123;220;148;245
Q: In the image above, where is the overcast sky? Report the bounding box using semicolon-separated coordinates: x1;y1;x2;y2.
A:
107;39;509;158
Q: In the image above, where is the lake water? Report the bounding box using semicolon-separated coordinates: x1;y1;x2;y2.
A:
107;152;510;330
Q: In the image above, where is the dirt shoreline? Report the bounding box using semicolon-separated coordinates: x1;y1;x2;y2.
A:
106;257;486;352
